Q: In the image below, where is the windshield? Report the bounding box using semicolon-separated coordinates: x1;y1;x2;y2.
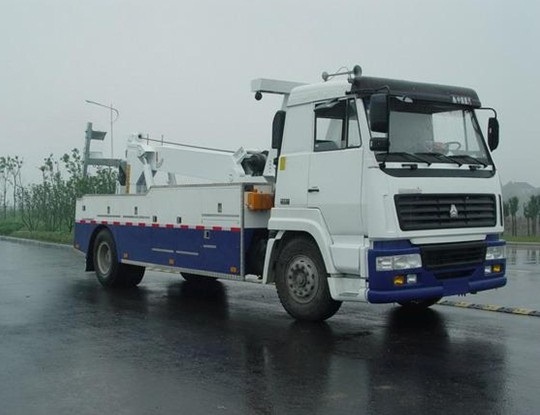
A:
371;97;492;166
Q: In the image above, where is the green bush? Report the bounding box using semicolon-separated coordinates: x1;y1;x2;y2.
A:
0;220;24;235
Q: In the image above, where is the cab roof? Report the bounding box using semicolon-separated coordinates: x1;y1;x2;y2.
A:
287;76;481;108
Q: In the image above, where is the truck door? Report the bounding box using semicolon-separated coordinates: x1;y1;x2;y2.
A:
307;98;364;235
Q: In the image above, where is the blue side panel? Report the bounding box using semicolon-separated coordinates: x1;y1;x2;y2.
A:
74;222;259;276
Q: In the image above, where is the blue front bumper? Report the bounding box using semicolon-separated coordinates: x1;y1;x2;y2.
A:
366;238;506;304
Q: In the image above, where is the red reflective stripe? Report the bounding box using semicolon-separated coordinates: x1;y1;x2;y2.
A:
85;220;243;231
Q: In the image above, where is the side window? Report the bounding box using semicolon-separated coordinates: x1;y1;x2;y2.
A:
314;99;361;151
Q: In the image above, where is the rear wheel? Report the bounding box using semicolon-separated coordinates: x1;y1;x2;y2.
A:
398;297;441;311
93;229;144;288
275;237;342;321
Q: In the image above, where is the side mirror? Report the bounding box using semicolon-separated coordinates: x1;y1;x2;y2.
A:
370;137;389;152
369;94;389;133
272;110;286;151
487;117;499;151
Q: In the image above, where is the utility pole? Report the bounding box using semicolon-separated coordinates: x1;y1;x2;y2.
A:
85;100;119;158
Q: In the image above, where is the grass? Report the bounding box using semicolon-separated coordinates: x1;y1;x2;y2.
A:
0;219;72;245
10;230;73;245
503;235;540;244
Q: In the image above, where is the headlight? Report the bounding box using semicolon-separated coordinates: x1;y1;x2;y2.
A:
376;254;422;271
486;245;505;260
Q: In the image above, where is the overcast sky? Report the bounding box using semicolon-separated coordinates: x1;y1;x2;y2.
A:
1;0;539;185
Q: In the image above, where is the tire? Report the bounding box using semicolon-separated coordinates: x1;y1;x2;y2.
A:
93;229;145;288
122;264;145;287
275;237;342;321
398;297;442;311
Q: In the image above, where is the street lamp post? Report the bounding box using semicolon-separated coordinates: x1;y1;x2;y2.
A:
85;100;119;158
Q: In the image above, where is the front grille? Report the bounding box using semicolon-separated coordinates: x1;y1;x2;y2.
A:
420;241;486;270
395;194;496;231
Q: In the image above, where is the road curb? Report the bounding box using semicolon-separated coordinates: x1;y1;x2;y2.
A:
438;300;540;317
0;235;72;250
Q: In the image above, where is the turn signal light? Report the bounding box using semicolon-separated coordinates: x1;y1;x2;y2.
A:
393;275;405;286
485;264;503;274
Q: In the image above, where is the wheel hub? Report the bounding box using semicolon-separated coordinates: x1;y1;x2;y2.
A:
97;242;112;275
286;256;319;304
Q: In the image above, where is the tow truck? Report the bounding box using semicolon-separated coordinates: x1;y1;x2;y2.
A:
74;65;506;321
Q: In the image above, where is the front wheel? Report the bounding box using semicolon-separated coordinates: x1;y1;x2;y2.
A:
397;297;442;311
275;237;342;321
122;264;145;287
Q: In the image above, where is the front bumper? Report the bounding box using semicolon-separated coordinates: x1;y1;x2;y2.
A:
366;238;506;304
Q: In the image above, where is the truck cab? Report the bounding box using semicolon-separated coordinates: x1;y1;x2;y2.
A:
261;69;505;315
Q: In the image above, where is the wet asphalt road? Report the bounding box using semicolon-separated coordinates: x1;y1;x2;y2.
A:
1;239;539;415
447;245;540;310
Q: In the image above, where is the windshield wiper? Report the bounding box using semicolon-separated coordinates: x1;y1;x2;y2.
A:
448;155;488;168
416;152;462;167
381;152;432;166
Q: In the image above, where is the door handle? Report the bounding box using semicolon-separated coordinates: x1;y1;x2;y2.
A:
308;187;320;193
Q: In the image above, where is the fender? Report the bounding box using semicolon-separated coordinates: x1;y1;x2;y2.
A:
262;207;337;284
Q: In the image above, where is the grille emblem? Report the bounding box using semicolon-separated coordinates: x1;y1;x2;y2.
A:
449;204;459;218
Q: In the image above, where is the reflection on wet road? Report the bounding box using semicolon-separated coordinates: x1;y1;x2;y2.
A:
507;245;540;266
448;244;540;310
1;239;539;414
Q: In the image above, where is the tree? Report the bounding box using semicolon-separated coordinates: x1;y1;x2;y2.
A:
7;156;23;211
0;155;24;217
523;195;540;236
17;149;117;233
508;196;519;236
524;202;532;236
0;157;7;218
529;195;540;236
535;195;540;237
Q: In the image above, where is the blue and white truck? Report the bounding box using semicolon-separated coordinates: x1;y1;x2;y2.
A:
74;66;506;321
